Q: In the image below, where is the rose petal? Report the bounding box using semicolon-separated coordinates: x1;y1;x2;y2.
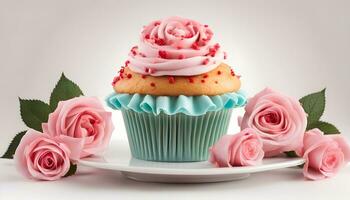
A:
209;128;264;167
330;135;350;162
209;135;234;167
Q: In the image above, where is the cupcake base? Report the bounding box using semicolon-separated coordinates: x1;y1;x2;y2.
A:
121;109;232;162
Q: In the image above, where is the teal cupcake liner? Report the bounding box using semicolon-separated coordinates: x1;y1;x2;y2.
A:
121;109;232;162
107;91;246;116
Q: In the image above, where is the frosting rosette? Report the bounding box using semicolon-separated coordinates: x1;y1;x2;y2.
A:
127;16;226;76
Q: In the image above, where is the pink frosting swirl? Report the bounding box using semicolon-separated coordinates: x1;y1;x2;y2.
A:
127;16;226;76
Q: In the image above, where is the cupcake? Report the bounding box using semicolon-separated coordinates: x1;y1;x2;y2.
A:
107;16;246;162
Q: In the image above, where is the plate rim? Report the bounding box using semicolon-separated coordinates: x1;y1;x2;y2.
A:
79;157;305;176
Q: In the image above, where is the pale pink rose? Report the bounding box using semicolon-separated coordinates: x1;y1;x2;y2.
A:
209;128;264;167
14;129;83;181
239;88;307;157
297;129;350;180
42;97;114;158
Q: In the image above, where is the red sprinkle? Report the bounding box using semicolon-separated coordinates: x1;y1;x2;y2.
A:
127;74;132;79
207;47;217;57
203;74;208;78
154;21;160;26
141;75;147;79
176;46;182;50
125;60;130;66
150;82;156;87
130;46;138;56
201;79;205;83
120;68;125;73
112;76;120;86
145;34;150;39
230;69;235;76
217;70;222;75
202;58;210;65
158;50;168;59
185;33;193;38
139;52;146;57
168;76;175;84
178;54;184;59
214;43;220;50
191;42;199;50
155;38;166;46
204;24;208;28
188;77;194;83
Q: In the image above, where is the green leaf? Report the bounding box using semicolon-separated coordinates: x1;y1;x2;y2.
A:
1;131;27;159
285;151;298;158
49;73;84;110
307;121;340;134
64;163;77;177
299;88;326;126
20;99;51;132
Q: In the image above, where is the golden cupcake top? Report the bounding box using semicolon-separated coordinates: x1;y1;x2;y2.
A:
113;63;240;96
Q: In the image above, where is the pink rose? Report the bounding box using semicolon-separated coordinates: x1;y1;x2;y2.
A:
239;88;307;157
14;129;82;181
209;128;264;167
43;97;114;158
297;129;350;180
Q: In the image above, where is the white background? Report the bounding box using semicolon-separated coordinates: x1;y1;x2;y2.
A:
0;0;350;199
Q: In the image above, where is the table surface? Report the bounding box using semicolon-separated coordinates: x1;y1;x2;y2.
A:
1;158;349;200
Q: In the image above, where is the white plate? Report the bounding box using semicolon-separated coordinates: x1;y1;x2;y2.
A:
79;140;305;183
